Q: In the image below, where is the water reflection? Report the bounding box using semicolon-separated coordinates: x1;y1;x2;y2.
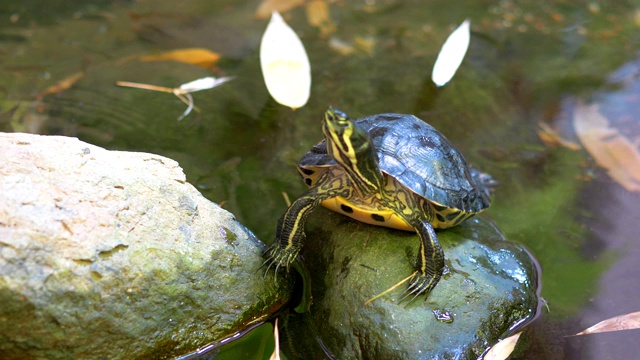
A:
550;56;640;359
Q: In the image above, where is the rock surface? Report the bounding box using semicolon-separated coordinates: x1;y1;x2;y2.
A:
0;132;291;360
283;208;540;360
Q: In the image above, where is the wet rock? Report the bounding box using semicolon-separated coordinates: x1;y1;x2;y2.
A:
0;132;291;360
289;208;540;359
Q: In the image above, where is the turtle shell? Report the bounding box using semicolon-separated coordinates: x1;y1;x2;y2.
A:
299;113;490;213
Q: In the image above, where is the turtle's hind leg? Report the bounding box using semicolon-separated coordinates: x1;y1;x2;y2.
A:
399;220;444;304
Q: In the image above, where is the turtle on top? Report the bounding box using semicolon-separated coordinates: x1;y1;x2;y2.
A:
263;107;493;302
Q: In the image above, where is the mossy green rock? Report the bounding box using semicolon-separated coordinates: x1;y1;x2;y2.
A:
0;132;292;360
292;208;539;359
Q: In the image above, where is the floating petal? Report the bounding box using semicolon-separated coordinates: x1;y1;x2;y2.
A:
574;311;640;335
178;76;234;93
483;332;521;360
116;76;233;121
269;319;281;360
260;11;311;109
432;19;471;87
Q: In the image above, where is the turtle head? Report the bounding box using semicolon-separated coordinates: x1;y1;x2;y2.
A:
322;107;370;163
323;106;350;129
322;107;382;194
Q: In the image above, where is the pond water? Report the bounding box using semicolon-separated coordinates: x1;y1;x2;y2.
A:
2;0;639;359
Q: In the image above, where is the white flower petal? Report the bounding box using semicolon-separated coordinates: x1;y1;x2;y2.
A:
260;11;311;109
432;19;471;87
484;332;521;360
177;94;195;121
178;76;234;93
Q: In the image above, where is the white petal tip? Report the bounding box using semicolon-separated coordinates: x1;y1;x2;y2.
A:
260;11;311;109
432;19;471;87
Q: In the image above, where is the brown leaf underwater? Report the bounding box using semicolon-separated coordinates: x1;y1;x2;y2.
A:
573;101;640;192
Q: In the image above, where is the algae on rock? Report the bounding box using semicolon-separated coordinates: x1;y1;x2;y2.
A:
280;208;540;359
0;132;292;360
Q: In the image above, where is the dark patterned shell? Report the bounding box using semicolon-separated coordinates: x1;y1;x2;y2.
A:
300;113;490;213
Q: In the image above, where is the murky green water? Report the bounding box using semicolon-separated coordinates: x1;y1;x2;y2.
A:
2;1;640;359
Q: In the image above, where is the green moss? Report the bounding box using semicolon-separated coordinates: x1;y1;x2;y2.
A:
222;226;238;245
491;148;611;315
290;210;539;359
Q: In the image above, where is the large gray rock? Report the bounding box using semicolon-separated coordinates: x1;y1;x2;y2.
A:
282;208;540;359
0;132;291;360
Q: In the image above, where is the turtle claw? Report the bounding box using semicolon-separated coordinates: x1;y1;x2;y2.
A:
398;271;438;305
258;257;279;277
260;245;297;276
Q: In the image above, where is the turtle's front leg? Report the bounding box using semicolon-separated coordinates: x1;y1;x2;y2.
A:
264;172;350;274
400;220;445;303
262;189;323;273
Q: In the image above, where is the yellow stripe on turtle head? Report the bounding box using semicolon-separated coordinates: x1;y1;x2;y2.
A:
322;107;356;163
321;107;382;195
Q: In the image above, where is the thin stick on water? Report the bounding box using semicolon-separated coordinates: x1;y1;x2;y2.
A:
364;271;417;306
115;76;233;121
281;192;292;207
115;81;175;93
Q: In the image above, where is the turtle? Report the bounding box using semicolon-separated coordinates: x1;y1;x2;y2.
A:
263;107;493;301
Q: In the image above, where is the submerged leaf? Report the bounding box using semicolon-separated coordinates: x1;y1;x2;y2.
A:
328;37;356;55
432;19;471;87
140;48;221;69
305;0;336;36
483;332;521;360
260;11;311;109
537;122;581;150
354;35;376;55
256;0;305;19
574;311;640;335
573;101;640;192
39;72;85;97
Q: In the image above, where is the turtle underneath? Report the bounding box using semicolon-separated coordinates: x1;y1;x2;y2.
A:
264;107;492;301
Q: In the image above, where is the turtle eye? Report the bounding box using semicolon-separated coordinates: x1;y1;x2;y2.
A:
335;110;347;119
325;108;336;122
